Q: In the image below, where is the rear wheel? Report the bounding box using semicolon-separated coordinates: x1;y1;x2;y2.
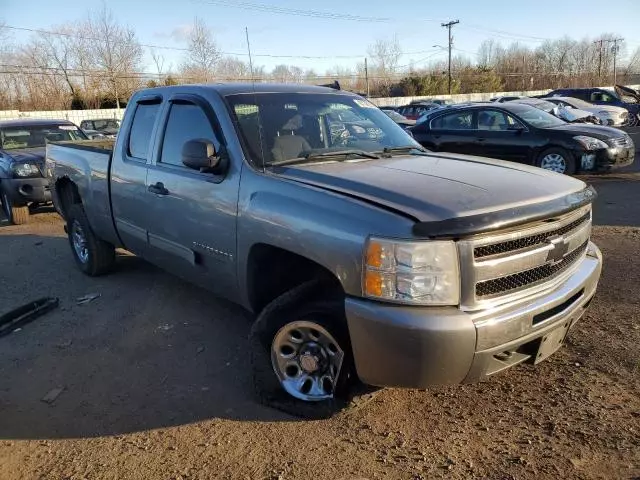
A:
536;147;576;175
66;204;115;276
250;281;378;419
1;190;29;225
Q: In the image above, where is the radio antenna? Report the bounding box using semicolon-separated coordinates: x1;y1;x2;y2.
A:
245;26;266;172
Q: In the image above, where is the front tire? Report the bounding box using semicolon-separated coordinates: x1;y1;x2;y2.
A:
249;281;377;419
66;204;115;276
1;190;29;225
536;147;576;175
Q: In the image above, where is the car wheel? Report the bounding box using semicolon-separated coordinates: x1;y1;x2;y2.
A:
536;148;576;175
66;204;115;276
249;280;378;419
1;190;29;225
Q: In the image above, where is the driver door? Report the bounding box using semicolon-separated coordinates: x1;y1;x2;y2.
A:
144;94;241;300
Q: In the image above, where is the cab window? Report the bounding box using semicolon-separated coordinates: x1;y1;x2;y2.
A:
159;103;220;168
128;103;161;159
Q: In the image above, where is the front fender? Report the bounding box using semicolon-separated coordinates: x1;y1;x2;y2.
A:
236;168;415;307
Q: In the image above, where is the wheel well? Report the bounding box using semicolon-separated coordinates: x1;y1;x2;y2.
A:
55;178;82;220
247;244;343;314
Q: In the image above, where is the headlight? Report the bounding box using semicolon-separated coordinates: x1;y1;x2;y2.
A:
573;136;608;150
12;163;40;177
363;237;460;305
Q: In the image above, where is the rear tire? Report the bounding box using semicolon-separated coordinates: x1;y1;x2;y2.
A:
536;147;576;175
1;190;29;225
66;204;115;276
249;280;378;419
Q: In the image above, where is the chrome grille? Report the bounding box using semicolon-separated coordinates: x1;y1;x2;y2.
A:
476;241;588;298
458;205;592;310
474;212;590;258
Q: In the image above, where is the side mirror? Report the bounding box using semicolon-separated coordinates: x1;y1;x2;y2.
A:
181;139;221;172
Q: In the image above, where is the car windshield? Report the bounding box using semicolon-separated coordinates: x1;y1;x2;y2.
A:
383;110;408;121
562;97;591;109
93;119;120;131
516;106;566;128
225;92;421;167
0;124;87;149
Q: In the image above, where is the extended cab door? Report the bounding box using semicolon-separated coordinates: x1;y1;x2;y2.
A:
144;94;240;299
109;95;163;257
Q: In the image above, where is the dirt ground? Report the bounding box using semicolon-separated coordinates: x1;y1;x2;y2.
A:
1;174;639;480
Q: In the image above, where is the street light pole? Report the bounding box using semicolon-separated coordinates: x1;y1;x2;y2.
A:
441;20;459;94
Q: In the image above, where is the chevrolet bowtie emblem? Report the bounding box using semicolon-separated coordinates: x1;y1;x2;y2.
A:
546;236;570;265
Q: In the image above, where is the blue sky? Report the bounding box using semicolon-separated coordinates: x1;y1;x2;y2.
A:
3;0;640;74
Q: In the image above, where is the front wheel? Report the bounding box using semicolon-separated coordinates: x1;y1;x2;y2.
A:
66;204;115;276
249;281;377;419
536;147;576;175
1;190;29;225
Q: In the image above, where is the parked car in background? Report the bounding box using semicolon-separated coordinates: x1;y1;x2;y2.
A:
381;110;415;129
489;96;523;102
79;118;121;138
0;118;87;224
545;87;640;126
410;102;634;175
327;109;383;143
427;99;453;106
509;98;600;124
397;102;441;120
46;83;602;417
545;96;629;126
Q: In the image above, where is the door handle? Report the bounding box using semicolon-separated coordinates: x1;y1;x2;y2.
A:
476;137;487;142
148;182;169;196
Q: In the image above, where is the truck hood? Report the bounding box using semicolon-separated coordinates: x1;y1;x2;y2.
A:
277;152;590;235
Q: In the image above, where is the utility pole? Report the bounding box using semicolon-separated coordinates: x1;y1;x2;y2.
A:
441;20;459;94
611;38;623;85
594;39;603;81
364;57;370;97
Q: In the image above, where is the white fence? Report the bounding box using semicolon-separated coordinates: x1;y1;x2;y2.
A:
0;108;123;125
1;84;638;123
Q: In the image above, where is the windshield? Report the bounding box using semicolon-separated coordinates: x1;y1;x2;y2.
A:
517;106;566;128
93;119;120;131
562;97;591;109
225;92;420;167
0;124;87;150
383;110;408;121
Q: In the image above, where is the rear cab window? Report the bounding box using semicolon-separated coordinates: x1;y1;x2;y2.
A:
128;102;161;160
431;111;475;130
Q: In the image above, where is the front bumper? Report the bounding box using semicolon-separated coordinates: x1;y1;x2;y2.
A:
345;242;602;388
1;177;51;206
576;146;635;172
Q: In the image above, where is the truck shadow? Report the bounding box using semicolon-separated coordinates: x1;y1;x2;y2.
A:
0;234;293;441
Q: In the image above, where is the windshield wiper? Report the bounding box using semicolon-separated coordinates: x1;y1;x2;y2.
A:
269;149;380;166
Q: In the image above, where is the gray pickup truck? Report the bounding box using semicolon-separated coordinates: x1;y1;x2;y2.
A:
46;84;602;417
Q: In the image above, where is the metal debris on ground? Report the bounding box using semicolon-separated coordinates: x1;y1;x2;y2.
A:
41;387;65;404
0;297;60;338
76;293;101;305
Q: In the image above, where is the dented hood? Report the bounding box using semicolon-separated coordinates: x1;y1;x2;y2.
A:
277;153;590;236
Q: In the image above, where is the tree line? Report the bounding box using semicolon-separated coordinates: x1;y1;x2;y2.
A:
1;8;638;111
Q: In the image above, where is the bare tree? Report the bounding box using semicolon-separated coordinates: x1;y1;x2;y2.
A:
181;17;221;82
368;35;402;94
216;56;250;80
84;5;143;108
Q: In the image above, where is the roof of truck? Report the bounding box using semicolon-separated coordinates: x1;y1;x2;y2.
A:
0;118;77;127
140;83;355;97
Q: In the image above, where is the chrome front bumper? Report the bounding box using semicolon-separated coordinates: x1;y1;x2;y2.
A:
345;242;602;388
